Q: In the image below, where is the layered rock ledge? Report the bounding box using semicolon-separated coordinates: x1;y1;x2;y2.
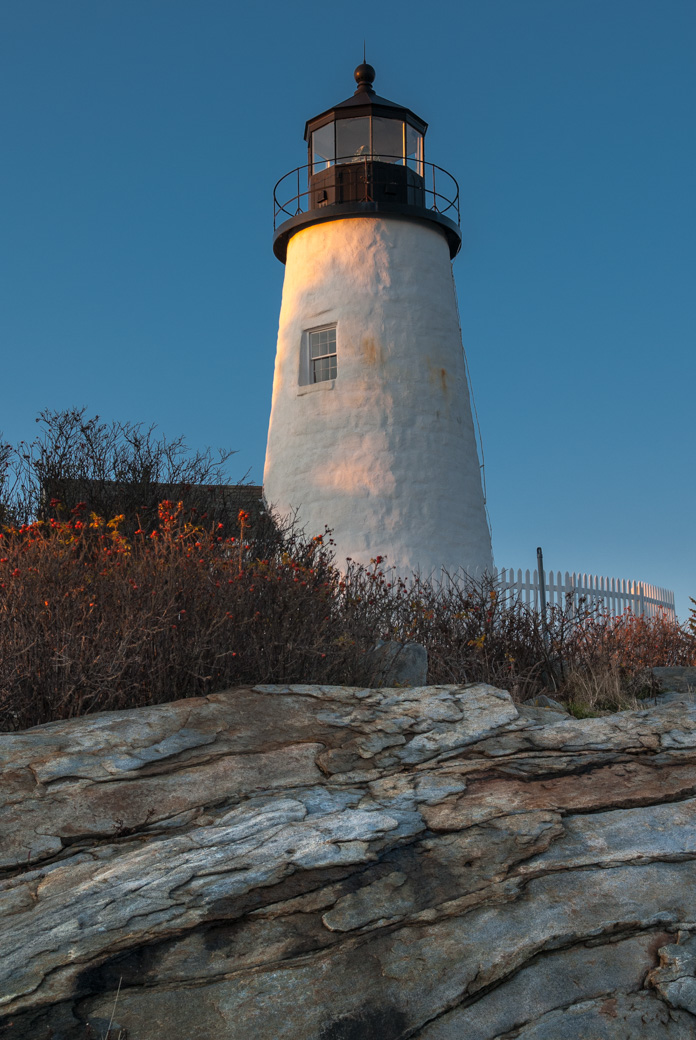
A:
2;682;696;1038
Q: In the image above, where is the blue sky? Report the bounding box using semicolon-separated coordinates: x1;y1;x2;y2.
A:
1;1;694;617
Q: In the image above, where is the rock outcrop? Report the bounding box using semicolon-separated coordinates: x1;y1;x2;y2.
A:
2;682;696;1038
653;666;696;704
366;639;428;688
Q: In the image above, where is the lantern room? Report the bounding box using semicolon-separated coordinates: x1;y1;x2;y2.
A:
273;63;462;262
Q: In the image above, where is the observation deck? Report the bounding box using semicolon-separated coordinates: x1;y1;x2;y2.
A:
272;155;462;263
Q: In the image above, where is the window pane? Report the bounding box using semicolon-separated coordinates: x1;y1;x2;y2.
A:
310;328;336;359
313;356;336;383
406;124;424;175
309;328;337;382
335;117;370;163
312;123;335;173
373;117;404;164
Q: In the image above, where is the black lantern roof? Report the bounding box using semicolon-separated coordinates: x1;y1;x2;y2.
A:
303;63;428;140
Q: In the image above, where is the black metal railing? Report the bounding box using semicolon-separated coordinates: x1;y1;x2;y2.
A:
273;156;460;230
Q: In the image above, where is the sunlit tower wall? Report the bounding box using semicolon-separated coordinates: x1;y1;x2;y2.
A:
264;63;493;579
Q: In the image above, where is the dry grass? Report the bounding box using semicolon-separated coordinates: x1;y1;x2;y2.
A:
562;662;657;717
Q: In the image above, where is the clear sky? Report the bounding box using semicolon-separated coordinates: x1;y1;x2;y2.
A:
1;1;694;617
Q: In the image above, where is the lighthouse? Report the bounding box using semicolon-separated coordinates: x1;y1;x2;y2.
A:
264;63;493;579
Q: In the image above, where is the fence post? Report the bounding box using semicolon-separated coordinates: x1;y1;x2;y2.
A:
537;547;550;648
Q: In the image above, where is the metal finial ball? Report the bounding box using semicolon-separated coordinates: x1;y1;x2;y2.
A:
354;62;376;89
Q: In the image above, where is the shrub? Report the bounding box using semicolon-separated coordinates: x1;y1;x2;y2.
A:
0;505;380;730
0;407;254;536
1;496;694;730
337;562;552;698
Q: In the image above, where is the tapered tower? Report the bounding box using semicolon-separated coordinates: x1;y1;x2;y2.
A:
264;63;493;578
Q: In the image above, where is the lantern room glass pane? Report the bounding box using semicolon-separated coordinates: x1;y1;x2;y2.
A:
335;117;370;163
312;123;335;173
372;117;404;163
406;124;424;175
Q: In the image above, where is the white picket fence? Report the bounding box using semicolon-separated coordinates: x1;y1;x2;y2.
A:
496;568;676;619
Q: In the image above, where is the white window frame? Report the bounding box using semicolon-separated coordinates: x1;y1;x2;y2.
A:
299;323;337;390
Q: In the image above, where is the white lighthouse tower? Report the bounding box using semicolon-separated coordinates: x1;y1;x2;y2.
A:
264;63;493;579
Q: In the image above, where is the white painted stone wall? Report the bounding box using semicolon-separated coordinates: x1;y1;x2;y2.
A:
264;215;493;579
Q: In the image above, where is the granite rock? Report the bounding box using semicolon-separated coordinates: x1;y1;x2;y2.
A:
524;693;569;713
653;666;696;696
366;638;429;687
1;682;696;1039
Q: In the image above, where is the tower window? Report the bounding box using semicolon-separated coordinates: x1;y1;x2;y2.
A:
309;327;337;383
